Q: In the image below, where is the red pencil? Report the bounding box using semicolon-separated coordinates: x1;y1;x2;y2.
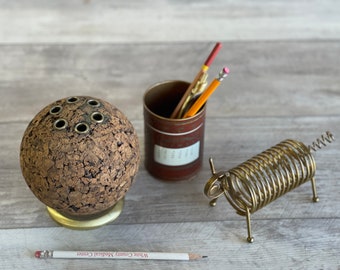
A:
170;42;222;119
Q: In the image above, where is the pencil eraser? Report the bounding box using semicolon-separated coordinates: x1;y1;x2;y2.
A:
223;67;230;74
35;251;41;258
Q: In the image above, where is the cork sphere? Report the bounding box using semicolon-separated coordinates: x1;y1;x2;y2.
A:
20;96;140;218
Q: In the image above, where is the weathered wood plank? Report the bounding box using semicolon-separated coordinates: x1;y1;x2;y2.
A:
1;116;338;229
0;0;339;43
1;219;339;270
1;1;339;268
0;41;339;123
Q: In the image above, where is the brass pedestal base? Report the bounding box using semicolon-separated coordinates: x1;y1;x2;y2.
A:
47;199;124;229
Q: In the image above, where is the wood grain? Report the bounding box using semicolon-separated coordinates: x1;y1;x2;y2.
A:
0;42;339;123
1;117;338;229
0;1;339;269
1;220;339;270
0;0;339;43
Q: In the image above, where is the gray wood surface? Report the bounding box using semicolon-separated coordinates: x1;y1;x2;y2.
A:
1;0;339;43
0;1;339;269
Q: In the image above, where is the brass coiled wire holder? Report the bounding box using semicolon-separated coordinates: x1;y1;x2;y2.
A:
204;131;334;243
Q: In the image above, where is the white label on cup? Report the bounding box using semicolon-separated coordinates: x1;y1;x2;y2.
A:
154;141;200;166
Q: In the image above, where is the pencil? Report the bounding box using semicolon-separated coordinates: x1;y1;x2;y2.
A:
35;250;207;261
183;67;229;118
170;42;222;119
177;72;208;118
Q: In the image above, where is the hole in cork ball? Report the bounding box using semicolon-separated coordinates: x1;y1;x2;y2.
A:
75;122;90;134
87;99;100;107
91;112;104;123
54;119;68;130
49;106;63;115
67;97;79;103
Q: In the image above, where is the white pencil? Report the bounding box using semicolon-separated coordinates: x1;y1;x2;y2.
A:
35;250;207;261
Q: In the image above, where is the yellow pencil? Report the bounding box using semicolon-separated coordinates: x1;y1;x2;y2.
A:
183;67;229;118
170;42;222;119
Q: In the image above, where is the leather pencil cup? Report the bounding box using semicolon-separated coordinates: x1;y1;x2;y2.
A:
143;81;206;181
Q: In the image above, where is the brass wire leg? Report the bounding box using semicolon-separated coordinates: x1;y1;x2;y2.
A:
246;207;254;243
311;177;319;202
209;198;218;207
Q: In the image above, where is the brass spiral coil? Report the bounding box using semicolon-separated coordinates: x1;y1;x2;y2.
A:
204;131;334;243
309;131;334;152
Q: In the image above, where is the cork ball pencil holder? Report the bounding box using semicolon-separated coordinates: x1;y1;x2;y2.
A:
20;96;140;229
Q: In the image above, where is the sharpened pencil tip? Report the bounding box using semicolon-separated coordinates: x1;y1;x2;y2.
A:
202;255;208;258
